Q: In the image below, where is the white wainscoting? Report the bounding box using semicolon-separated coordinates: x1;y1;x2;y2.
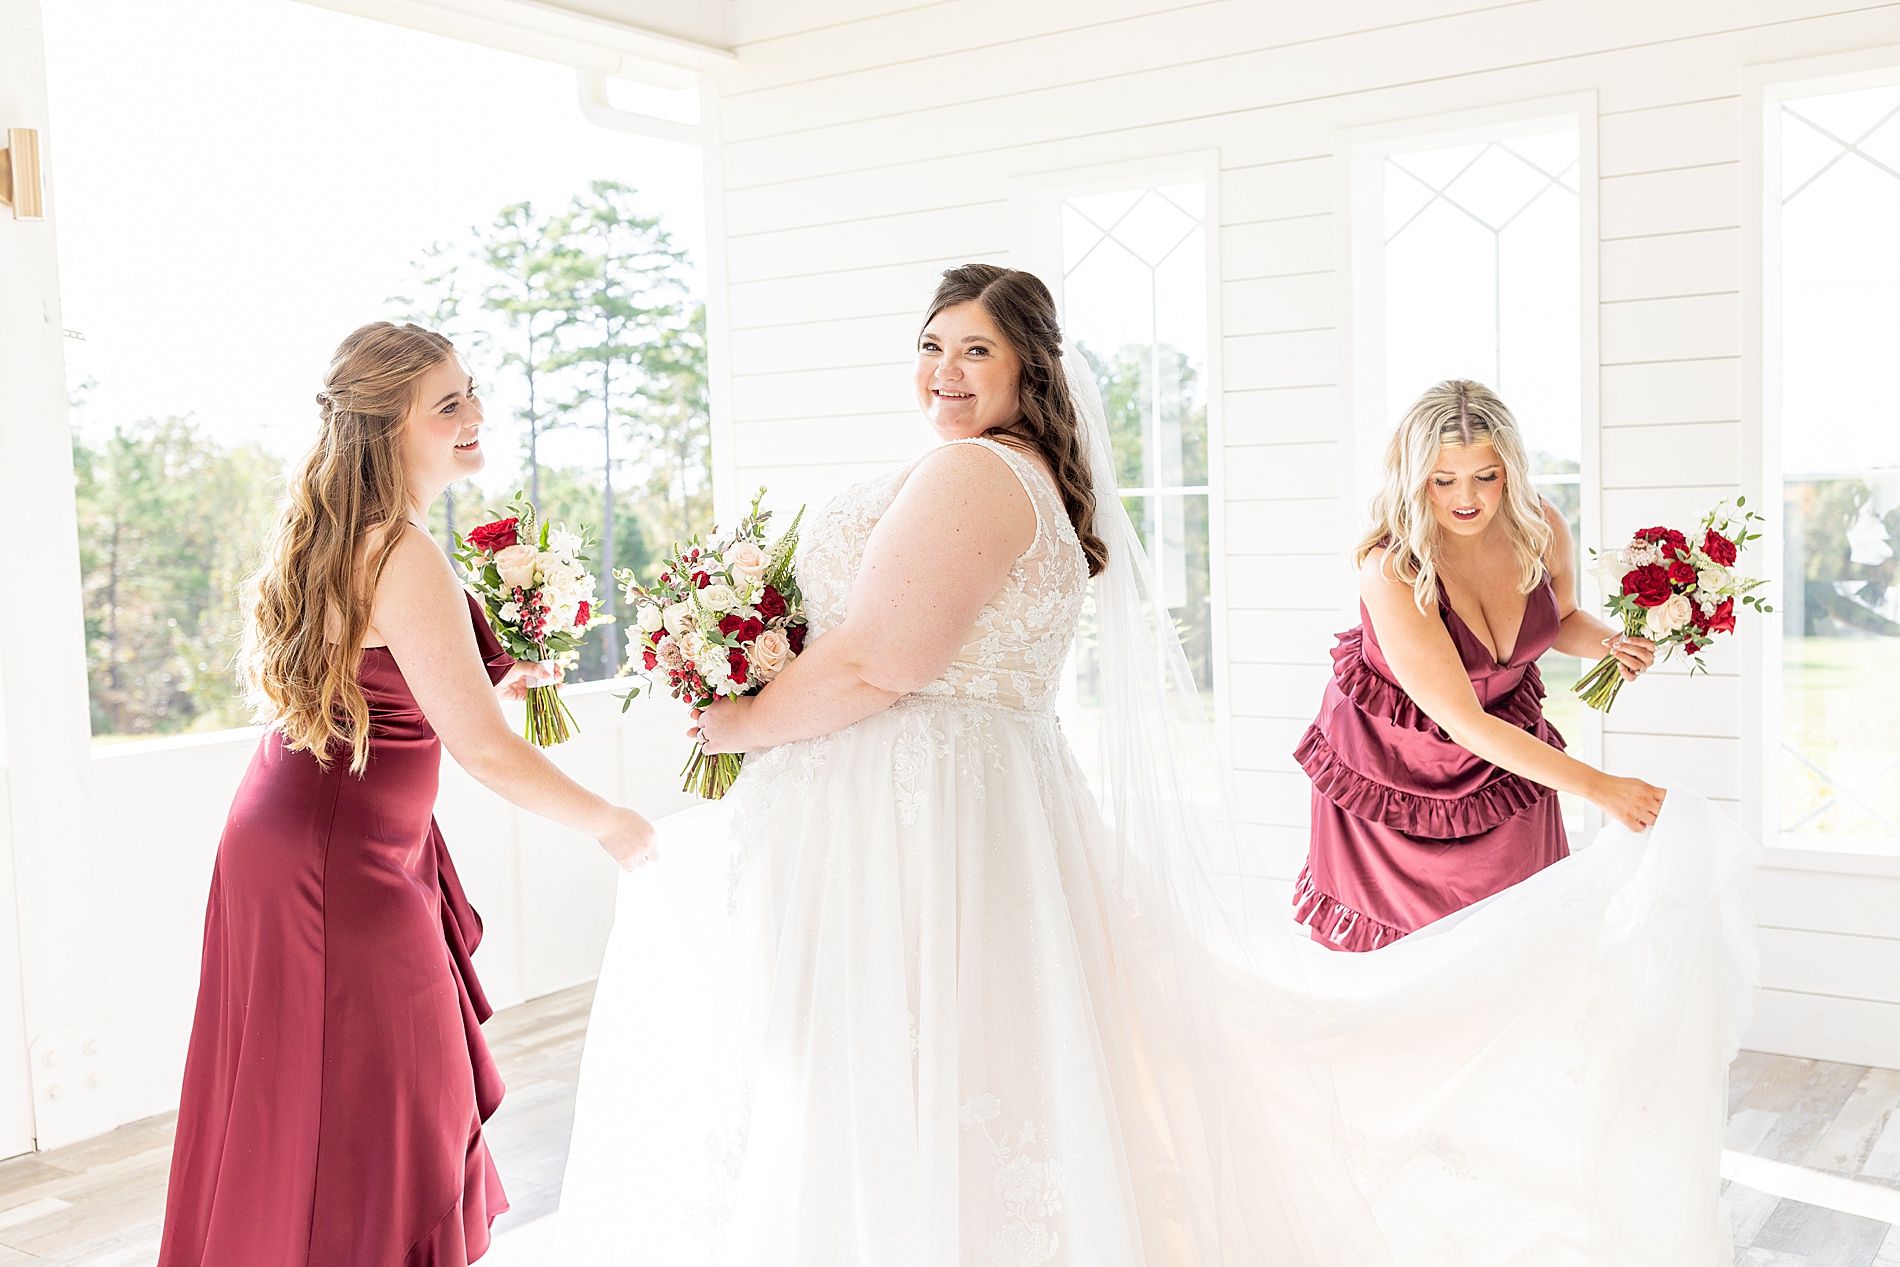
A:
86;682;694;1128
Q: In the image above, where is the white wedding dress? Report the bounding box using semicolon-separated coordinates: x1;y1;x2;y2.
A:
554;435;1758;1266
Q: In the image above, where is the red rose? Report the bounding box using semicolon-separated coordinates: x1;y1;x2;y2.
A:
1693;596;1736;636
693;571;711;589
787;623;807;654
1668;560;1697;586
728;648;749;682
1636;526;1690;559
717;614;766;643
756;586;788;621
642;648;658;671
574;601;590;628
466;517;518;553
1622;564;1673;607
1702;530;1738;567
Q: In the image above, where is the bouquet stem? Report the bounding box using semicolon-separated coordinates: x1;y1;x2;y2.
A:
1573;612;1645;713
681;744;744;800
523;682;578;747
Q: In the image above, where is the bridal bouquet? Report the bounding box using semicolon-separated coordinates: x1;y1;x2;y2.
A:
619;488;807;800
1574;498;1772;712
453;495;603;747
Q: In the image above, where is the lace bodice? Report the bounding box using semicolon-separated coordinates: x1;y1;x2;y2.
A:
795;437;1088;713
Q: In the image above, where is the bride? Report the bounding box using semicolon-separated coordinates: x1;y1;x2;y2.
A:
554;264;1758;1265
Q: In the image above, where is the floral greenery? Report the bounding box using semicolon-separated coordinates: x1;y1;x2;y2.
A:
1574;498;1774;711
618;487;808;800
452;493;604;746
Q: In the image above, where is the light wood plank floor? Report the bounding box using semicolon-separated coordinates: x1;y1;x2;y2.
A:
1;983;1895;1265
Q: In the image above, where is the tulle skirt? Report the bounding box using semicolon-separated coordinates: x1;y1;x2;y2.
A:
555;694;1757;1266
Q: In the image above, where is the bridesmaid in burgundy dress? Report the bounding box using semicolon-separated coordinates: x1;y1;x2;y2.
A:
158;322;656;1266
1294;380;1663;952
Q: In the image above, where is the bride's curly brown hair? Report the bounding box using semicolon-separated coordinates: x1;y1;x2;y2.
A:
240;321;454;773
923;264;1109;577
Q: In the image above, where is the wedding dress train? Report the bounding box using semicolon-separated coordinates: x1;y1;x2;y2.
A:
553;429;1757;1266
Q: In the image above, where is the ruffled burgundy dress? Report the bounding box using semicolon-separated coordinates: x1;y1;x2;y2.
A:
158;593;510;1266
1292;575;1569;952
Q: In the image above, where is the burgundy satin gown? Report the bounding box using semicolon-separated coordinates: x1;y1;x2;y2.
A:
1292;574;1569;952
159;593;510;1266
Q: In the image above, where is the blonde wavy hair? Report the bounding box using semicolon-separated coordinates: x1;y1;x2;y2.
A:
1355;379;1553;613
240;322;455;772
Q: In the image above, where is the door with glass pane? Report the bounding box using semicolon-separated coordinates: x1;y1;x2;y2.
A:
1776;83;1900;847
1059;182;1215;706
1379;127;1587;813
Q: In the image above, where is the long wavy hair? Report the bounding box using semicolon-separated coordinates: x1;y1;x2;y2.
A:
1356;379;1552;613
924;264;1109;577
240;322;455;772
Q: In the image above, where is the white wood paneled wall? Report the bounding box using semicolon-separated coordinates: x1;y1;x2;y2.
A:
698;0;1900;1067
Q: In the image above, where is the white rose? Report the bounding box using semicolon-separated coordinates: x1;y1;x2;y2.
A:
1644;592;1694;639
663;601;697;636
726;540;769;584
701;582;737;613
498;601;520;623
1590;552;1630;584
1697;564;1732;594
752;627;792;680
638;603;664;633
494;543;540;591
538;554;580;594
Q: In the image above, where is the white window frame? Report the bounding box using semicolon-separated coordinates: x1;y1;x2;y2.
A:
1746;45;1900;870
1336;93;1604;833
1012;152;1230;757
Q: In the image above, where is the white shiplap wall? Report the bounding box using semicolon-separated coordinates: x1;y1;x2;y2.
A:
695;0;1900;1067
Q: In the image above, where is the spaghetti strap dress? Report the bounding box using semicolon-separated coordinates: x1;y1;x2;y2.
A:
1292;573;1569;951
158;591;511;1266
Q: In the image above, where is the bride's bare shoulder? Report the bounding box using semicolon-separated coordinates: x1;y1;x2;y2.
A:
890;440;1037;543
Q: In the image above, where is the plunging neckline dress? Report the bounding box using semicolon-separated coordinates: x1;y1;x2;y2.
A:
1292;573;1569;950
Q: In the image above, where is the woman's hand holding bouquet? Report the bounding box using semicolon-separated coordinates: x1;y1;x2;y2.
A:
454;495;605;746
1574;498;1772;712
619;489;808;800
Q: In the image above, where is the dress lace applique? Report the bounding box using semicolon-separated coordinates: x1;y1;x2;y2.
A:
959;1093;1064;1267
795;439;1086;717
686;1086;752;1250
891;708;953;827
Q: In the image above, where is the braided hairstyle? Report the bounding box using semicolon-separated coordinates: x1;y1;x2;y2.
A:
923;264;1109;577
240;321;456;771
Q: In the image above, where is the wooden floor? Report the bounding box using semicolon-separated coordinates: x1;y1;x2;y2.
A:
1;984;1896;1265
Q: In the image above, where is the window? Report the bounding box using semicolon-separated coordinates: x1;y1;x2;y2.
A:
1376;125;1587;755
1058;182;1215;697
44;0;707;739
1773;82;1900;846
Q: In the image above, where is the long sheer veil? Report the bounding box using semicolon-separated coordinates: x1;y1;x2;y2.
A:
1059;348;1392;1263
